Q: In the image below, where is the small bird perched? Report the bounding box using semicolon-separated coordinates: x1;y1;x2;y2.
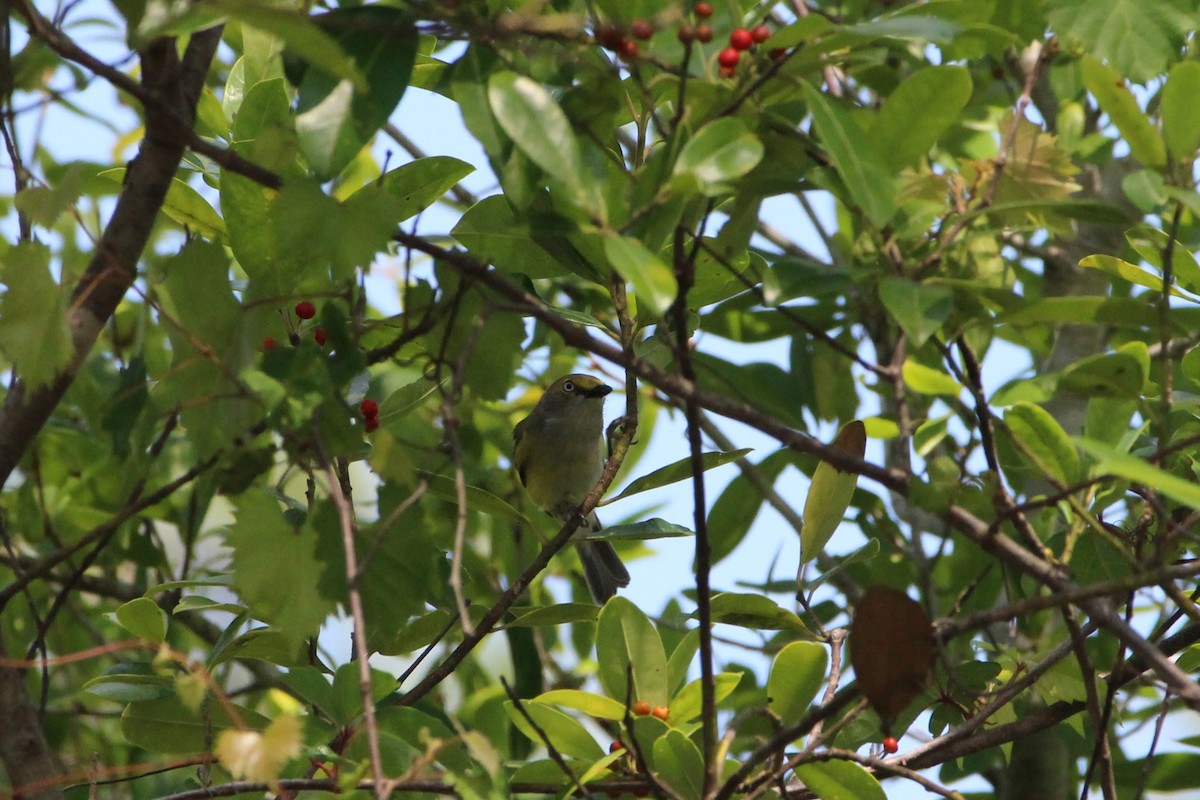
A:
512;374;630;603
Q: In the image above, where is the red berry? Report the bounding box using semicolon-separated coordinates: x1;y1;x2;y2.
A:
678;24;695;44
262;337;276;351
633;700;652;716
314;328;327;346
882;736;899;754
694;2;713;19
717;47;740;68
729;28;753;50
364;416;380;433
651;705;669;720
360;398;379;418
609;740;625;753
618;39;638;60
694;23;713;43
631;19;653;40
295;300;316;320
752;24;771;43
719;64;736;78
595;24;623;51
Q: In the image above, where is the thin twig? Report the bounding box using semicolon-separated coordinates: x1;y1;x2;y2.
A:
321;458;387;799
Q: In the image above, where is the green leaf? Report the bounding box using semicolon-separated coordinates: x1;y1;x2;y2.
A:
1080;56;1166;169
1163;61;1200;160
873;66;972;170
115;598;168;644
1003;403;1081;486
0;242;73;389
508;603;599;628
213;2;366;89
424;473;528;524
1059;343;1149;399
878;277;953;347
1048;0;1192;84
85;664;174;703
220;78;297;296
121;696;269;754
228;490;337;647
1078;254;1197;301
603;449;751;504
996;296;1157;327
803;82;895;226
376;156;475;222
793;759;886;800
707;593;811;633
293;7;417;179
801;421;866;566
534;689;626;721
768;642;828;727
280;667;336;719
331;663;397;726
503;700;604;761
1070;531;1133;585
668;672;742;724
487;72;600;218
1076;437;1200;510
667;630;700;697
653;730;705;800
451;196;572;279
603;234;677;317
596;597;669;707
902;360;962;396
672;117;765;196
579;518;694;541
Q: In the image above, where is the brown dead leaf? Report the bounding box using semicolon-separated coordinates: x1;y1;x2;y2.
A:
849;585;936;733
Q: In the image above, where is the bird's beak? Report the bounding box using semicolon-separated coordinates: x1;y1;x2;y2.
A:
584;384;613;399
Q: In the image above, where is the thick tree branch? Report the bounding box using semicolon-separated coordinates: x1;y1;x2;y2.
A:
0;25;223;800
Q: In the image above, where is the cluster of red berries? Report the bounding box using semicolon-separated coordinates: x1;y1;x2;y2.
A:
678;1;715;46
716;24;771;77
360;397;380;433
595;3;772;71
263;300;326;351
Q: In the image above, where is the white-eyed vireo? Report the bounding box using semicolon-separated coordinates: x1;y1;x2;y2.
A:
513;374;630;602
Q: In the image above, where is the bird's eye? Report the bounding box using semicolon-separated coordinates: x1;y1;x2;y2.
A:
562;380;576;393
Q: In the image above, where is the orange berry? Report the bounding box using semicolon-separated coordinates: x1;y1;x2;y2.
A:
695;23;713;42
609;740;625;753
651;706;669;720
883;736;899;754
633;700;652;716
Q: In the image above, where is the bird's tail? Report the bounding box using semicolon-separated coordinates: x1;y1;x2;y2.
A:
576;512;630;603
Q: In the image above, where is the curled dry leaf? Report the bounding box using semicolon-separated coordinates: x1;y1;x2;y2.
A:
849;585;935;733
